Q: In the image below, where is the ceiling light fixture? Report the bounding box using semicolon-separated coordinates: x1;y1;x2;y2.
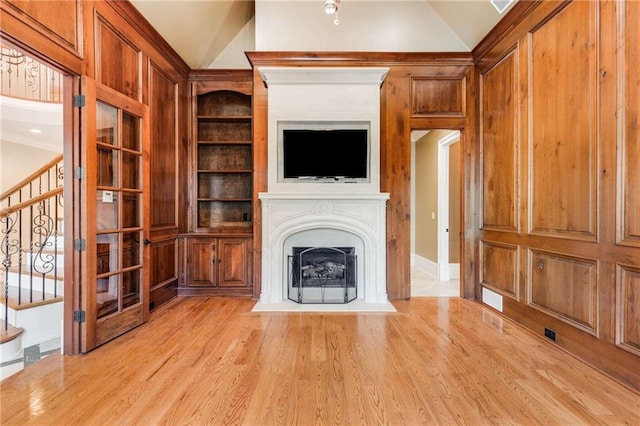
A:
324;0;340;25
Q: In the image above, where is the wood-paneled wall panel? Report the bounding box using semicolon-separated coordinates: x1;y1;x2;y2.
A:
529;1;598;239
617;265;640;357
480;50;518;231
480;241;518;299
411;78;465;117
621;2;640;245
95;15;141;101
149;63;178;230
476;0;640;392
150;239;177;287
529;250;597;334
5;0;80;54
382;73;412;300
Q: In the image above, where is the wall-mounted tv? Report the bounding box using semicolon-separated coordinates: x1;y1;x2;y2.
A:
279;121;370;182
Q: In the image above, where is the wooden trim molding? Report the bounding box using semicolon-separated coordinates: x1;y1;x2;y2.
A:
246;51;474;68
472;0;542;61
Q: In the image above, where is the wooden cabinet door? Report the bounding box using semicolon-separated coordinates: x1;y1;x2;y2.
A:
186;238;216;287
217;238;250;287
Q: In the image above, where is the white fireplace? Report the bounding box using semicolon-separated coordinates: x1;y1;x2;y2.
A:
253;66;393;311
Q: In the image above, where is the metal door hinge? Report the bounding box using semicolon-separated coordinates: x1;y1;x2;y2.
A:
74;239;86;251
73;94;86;107
73;310;86;323
74;166;86;180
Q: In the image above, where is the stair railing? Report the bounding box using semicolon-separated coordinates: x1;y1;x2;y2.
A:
0;154;63;210
1;157;64;331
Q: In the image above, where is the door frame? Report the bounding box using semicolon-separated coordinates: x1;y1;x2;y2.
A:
437;131;460;281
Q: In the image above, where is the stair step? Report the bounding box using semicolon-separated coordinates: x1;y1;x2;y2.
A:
0;320;24;344
0;286;63;311
6;265;64;281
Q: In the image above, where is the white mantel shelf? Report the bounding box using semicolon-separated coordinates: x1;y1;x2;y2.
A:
259;193;390;201
257;67;389;86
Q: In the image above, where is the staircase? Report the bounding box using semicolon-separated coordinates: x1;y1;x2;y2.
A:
1;155;64;380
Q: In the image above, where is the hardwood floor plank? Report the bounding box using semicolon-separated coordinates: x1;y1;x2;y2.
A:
1;297;639;425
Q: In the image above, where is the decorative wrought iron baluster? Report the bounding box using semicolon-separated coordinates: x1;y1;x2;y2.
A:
33;200;55;301
1;213;19;331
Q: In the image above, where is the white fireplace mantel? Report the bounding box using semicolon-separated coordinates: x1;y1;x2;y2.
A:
253;66;393;311
256;193;391;307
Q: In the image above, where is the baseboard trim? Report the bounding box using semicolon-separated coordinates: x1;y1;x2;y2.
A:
413;254;438;279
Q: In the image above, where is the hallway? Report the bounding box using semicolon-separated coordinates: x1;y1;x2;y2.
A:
1;296;638;424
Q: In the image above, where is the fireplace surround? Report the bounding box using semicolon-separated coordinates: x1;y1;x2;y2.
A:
252;66;394;311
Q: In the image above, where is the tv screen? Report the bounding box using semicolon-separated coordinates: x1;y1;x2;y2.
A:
282;129;368;180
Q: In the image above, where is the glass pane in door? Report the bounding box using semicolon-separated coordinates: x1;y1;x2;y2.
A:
122;111;140;151
122;269;141;309
122;231;141;268
95;100;142;318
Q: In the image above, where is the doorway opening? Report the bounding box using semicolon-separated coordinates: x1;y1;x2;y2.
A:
410;129;461;297
0;42;67;378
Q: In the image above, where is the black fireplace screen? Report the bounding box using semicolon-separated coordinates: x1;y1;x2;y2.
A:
288;247;357;304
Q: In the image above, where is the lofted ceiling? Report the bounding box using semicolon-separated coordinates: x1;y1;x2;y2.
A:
130;0;515;69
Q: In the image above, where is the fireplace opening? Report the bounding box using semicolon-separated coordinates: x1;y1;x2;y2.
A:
288;247;357;304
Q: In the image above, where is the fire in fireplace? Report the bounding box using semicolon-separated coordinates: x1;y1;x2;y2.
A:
288;247;357;304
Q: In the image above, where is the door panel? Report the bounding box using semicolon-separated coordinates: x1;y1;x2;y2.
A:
81;77;149;352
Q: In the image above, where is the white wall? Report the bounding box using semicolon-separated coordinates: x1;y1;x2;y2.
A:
0;141;60;193
208;17;256;69
255;1;468;52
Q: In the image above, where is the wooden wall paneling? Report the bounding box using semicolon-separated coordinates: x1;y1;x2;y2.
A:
528;0;598;240
252;70;268;299
3;0;81;56
480;241;519;299
596;0;619;345
476;0;640;393
616;265;640;357
462;66;480;299
382;72;412;300
148;237;178;309
147;62;180;309
528;249;598;335
104;0;190;80
480;49;519;232
411;77;465;117
502;294;640;393
0;1;83;74
620;1;640;246
149;62;178;230
177;79;190;234
94;14;141;101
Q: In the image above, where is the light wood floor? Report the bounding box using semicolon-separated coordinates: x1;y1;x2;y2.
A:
1;297;639;425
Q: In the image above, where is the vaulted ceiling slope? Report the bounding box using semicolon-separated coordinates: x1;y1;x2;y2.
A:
130;0;514;69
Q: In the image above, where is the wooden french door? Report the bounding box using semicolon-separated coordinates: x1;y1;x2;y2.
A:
79;78;149;352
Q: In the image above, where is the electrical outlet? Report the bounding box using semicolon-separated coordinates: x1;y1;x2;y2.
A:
544;327;557;341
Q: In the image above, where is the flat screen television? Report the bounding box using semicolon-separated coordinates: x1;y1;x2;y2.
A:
279;122;370;182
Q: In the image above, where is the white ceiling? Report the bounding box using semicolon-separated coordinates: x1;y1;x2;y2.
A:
130;0;515;69
0;96;63;153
